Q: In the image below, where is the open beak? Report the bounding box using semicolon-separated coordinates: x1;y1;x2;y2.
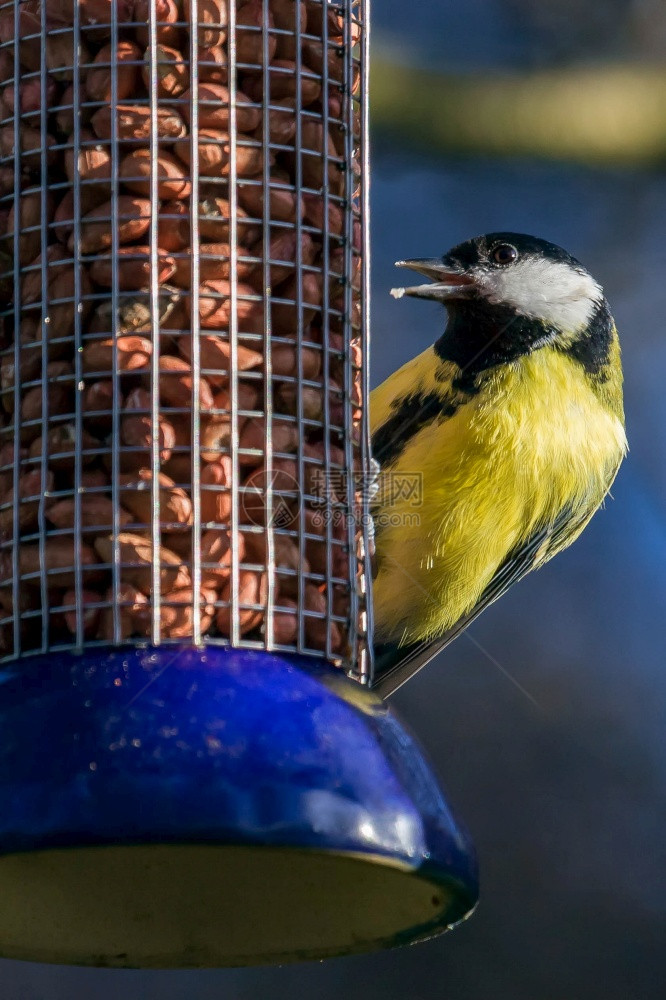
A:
390;258;475;302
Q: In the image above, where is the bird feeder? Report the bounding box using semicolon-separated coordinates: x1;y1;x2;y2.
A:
0;0;477;967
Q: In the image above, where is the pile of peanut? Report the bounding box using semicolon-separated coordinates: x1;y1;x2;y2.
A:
0;0;364;660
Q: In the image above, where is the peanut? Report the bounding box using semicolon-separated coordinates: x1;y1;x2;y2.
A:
236;0;276;69
82;379;114;432
159;453;193;484
238;173;303;225
0;468;54;536
141;355;215;410
0;444;26;478
0;125;57;166
198;44;228;84
170;414;193;449
173;128;230;176
302;506;348;578
28;424;102;470
120;388;177;465
89;246;177;290
181;82;260;134
175;129;263;177
86;40;142;102
21;245;69;304
271;342;321;379
82;335;152;375
141;44;189;99
120;148;192;200
0;165;13;197
46;494;132;532
217;568;266;635
55;81;97;134
134;0;182;47
303;192;345;236
211;380;259;416
271;0;306;60
7;191;49;266
304;0;347;39
303;441;346;502
1;539;106;591
198;414;232;462
154;587;218;639
0;342;40;413
54;84;77;135
270;271;322;333
271;596;298;644
119;469;193;531
304;583;342;652
274;533;309;597
63;130;113;185
301;40;346;84
200;527;240;587
2;76;57;121
52;188;111;246
93;532;188;593
80;0;136;35
62;588;104;638
251;98;297;146
190;278;262;329
81;468;111;489
20;360;74;425
157;201;191;251
247;229;316;289
46;32;91;83
98;582;149;641
239;415;298;460
276;383;325;422
72;195;151;254
0;46;10;83
291;119;344;192
91;103;187;142
170;242;256;288
178;332;262;386
184;0;228;47
247;60;320;105
198;197;260;244
201;456;232;523
0;1;42;72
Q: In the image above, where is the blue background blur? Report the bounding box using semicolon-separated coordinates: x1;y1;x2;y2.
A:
3;1;666;996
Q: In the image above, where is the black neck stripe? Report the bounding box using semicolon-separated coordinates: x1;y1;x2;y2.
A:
435;296;613;378
372;391;461;467
434;300;557;374
555;297;614;378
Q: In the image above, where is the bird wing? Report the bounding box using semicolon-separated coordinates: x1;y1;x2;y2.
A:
370;501;589;698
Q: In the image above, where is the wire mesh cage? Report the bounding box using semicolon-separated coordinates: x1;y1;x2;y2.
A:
0;0;372;680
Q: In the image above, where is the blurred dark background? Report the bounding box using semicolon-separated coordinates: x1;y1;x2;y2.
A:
3;0;666;996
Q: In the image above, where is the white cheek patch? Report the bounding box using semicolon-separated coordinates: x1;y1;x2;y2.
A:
475;257;603;330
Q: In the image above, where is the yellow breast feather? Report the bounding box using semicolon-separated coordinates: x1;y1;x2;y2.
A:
371;346;626;646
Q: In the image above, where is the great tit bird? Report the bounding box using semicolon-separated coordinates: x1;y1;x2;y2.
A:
370;232;627;697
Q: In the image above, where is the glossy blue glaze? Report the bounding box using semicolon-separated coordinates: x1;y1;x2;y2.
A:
0;647;477;937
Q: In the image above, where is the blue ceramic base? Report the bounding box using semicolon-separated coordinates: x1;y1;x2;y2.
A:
0;646;477;967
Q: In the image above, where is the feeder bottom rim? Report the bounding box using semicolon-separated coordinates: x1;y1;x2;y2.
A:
0;842;474;968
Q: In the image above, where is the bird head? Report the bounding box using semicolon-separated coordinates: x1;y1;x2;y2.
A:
391;232;613;375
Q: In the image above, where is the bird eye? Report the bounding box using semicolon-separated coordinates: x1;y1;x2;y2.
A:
492;244;519;265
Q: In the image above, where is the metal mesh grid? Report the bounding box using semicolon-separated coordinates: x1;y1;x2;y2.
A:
0;0;372;682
